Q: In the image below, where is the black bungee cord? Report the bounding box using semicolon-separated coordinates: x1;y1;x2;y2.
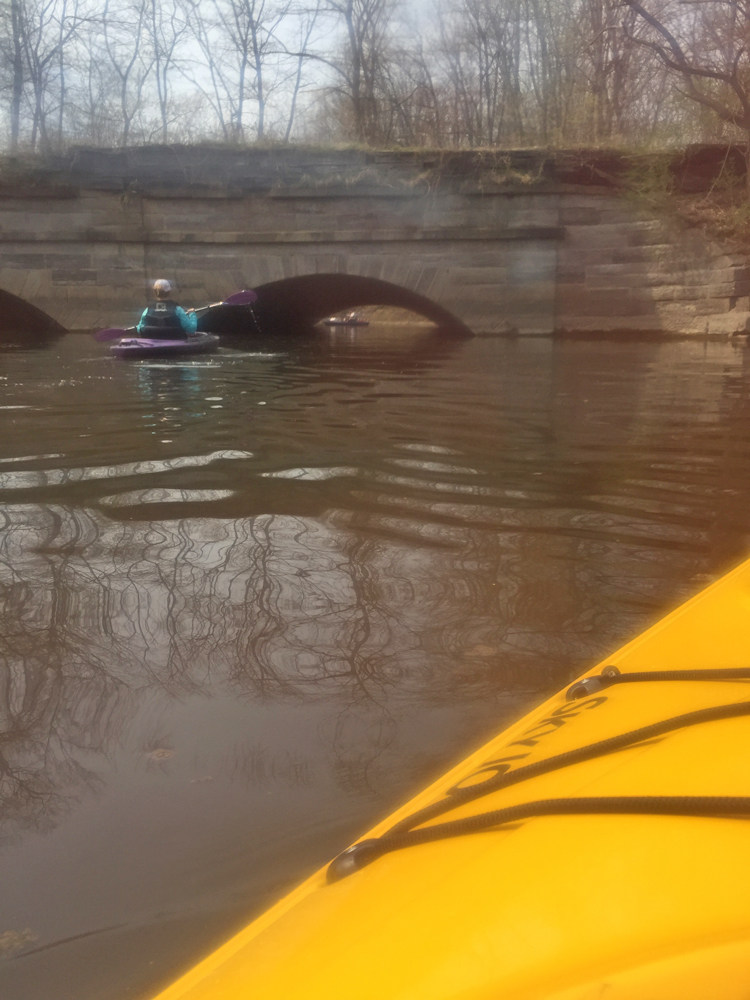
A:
327;667;750;882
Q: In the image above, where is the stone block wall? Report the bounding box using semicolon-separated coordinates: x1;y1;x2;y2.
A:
0;183;563;334
0;147;747;336
555;193;750;337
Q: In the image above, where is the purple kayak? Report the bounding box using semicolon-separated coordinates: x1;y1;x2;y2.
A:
110;332;220;358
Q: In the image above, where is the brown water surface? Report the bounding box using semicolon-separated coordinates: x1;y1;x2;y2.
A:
2;328;750;999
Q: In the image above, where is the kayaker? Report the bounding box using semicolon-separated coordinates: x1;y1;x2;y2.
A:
137;279;198;340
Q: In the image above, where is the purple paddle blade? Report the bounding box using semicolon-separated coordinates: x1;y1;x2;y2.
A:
221;289;258;306
94;327;133;342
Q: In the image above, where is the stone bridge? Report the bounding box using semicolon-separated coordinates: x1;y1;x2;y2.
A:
1;145;748;338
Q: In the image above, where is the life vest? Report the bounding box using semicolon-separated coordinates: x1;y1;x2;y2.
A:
140;299;186;339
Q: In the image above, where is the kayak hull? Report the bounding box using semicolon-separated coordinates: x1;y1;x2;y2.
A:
152;556;750;1000
110;333;219;358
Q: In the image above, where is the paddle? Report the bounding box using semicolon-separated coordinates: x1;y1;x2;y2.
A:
218;289;258;306
94;289;259;341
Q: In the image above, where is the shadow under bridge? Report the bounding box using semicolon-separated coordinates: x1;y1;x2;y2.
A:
0;287;66;341
198;275;473;337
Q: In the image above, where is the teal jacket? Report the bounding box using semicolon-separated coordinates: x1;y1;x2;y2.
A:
137;306;198;335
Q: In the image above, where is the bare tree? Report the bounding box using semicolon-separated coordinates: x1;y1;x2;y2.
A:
284;1;320;141
9;0;25;148
102;0;153;145
623;0;750;185
312;0;397;143
183;0;233;138
0;0;731;151
185;0;295;141
146;0;188;142
5;0;93;151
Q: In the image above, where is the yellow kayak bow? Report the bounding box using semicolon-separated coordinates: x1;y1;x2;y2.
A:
152;555;750;1000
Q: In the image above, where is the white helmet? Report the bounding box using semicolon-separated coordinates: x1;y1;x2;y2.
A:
153;279;172;294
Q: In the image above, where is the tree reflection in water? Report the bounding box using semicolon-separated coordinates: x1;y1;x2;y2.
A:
1;461;671;843
4;334;750;999
0;501;507;839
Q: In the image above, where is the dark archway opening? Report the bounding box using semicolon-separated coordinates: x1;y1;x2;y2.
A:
0;288;66;342
199;274;473;337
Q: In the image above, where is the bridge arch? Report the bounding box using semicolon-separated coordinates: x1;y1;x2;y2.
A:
200;275;473;337
0;288;66;339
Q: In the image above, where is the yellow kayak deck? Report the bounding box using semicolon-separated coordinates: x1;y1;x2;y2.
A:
153;556;750;999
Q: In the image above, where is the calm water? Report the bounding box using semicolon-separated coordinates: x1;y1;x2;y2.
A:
2;328;750;999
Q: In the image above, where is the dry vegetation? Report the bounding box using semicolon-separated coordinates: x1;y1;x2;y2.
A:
675;186;750;254
621;151;750;255
0;0;746;154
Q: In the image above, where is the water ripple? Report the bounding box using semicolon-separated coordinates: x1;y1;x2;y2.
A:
0;450;252;490
388;459;484;475
100;489;237;507
261;467;358;481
